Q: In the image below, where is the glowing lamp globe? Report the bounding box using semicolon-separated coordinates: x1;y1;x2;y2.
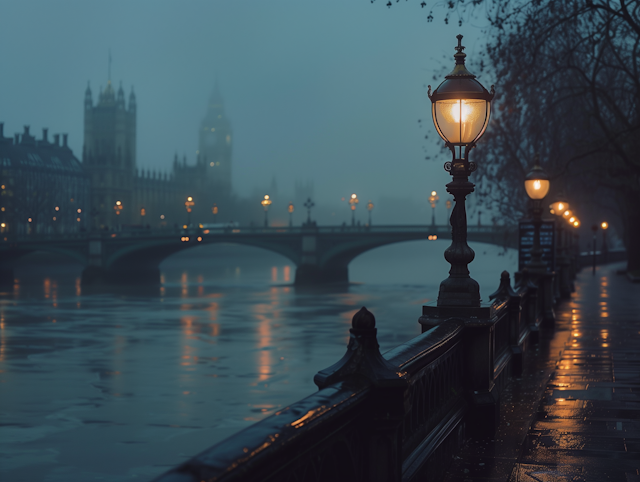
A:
524;159;550;200
428;35;494;148
549;200;569;214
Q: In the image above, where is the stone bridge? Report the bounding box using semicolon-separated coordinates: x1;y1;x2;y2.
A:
0;224;517;285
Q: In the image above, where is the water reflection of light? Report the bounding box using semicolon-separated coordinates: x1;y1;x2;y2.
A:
271;267;277;283
44;278;51;299
160;274;166;284
52;280;58;308
253;303;276;383
207;302;219;321
75;277;81;297
283;266;291;282
180;316;199;369
197;285;204;297
181;272;188;298
210;323;220;337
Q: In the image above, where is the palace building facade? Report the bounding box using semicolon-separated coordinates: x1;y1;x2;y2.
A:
83;79;234;229
0;79;235;235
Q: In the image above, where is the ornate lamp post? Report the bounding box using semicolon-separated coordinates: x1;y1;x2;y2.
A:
185;196;195;227
349;193;359;226
427;34;495;307
303;197;315;226
601;221;609;262
524;156;551;271
288;202;294;227
367;200;374;226
591;224;599;275
212;204;218;223
113;200;123;229
261;195;272;227
428;191;439;226
550;193;570;295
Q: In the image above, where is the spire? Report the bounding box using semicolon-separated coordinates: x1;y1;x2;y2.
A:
117;81;125;109
84;81;93;109
128;86;136;113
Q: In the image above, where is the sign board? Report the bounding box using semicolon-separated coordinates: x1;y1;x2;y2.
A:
518;220;555;272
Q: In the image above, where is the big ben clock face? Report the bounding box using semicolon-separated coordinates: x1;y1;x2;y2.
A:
205;133;217;147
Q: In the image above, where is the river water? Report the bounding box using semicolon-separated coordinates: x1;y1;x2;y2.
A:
0;239;517;481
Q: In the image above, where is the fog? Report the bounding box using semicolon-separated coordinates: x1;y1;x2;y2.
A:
0;0;491;224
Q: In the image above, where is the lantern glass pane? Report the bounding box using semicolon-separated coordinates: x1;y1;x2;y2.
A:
434;99;488;145
525;179;550;200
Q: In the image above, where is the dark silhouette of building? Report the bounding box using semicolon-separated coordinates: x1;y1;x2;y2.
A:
0;123;90;236
82;78;234;229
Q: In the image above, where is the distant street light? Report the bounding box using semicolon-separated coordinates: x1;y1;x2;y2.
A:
212;204;218;223
303;197;315;226
349;193;358;226
367;200;374;226
261;195;272;227
185;196;195;227
550;192;570;258
288;202;294;227
601;221;609;262
524;155;551;271
427;34;494;307
428;191;439;226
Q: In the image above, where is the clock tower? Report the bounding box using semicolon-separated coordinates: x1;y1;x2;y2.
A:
198;80;232;200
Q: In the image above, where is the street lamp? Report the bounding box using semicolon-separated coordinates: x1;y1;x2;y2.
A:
349;193;359;227
185;196;195;227
427;34;495;307
591;224;599;275
303;197;315;226
140;206;146;224
428;190;439;226
212;204;218;223
367;200;374;226
549;192;571;297
261;195;272;227
524;155;551;271
601;221;609;262
288;202;294;227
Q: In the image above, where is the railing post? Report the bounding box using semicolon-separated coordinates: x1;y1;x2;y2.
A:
315;307;407;482
490;271;525;376
420;303;501;438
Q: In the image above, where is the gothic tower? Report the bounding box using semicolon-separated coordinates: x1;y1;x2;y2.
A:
83;80;137;228
198;80;232;200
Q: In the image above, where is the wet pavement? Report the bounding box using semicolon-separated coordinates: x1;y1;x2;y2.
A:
444;262;640;482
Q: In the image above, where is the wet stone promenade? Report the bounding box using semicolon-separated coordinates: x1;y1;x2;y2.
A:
445;262;640;482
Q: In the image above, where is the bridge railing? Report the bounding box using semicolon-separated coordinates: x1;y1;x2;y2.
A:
151;268;552;482
3;223;516;243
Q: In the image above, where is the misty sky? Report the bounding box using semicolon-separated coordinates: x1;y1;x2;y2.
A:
0;0;492;220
